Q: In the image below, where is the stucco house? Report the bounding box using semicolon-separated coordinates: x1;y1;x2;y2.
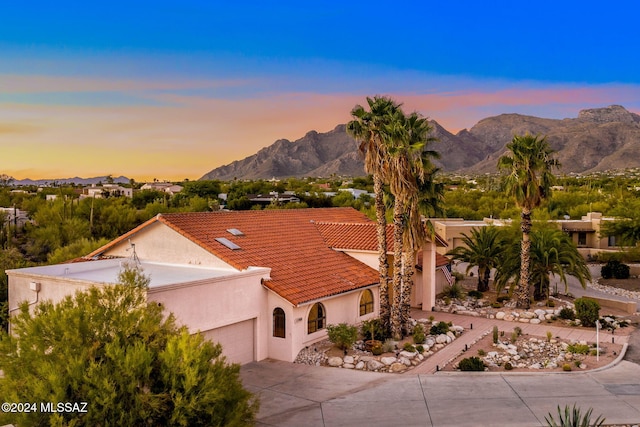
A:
8;208;445;364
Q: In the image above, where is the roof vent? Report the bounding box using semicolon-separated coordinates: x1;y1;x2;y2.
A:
215;237;241;250
226;228;244;236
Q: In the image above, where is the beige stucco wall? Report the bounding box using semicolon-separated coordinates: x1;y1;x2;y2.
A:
103;221;235;268
147;268;271;362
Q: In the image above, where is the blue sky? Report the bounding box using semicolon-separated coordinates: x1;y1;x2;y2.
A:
1;1;639;180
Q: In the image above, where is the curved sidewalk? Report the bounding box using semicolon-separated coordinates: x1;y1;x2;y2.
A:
408;310;628;375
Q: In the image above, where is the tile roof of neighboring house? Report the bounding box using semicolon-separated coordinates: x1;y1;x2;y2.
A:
315;222;448;252
88;208;379;306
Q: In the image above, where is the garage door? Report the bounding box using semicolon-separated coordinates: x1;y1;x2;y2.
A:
201;319;255;365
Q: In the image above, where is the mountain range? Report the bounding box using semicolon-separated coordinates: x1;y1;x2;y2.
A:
200;105;640;180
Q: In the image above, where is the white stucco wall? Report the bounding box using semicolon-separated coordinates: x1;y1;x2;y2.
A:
103;221;235;269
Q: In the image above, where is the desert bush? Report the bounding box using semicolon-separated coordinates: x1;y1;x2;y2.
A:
491;302;502;308
545;404;605;427
574;298;600;327
403;342;416;352
477;349;486;356
458;356;485;371
382;339;395;353
429;321;450;336
559;307;575;320
513;326;522;336
497;295;511;303
413;324;426;344
360;318;387;342
327;323;358;350
467;290;483;299
562;364;572;372
442;282;463;299
416;344;424;353
601;260;630;279
567;343;590;354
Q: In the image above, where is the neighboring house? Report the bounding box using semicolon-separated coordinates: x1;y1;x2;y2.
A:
433;212;621;260
0;207;30;228
7;208;445;364
140;182;184;195
246;192;300;205
81;184;133;198
338;188;376;199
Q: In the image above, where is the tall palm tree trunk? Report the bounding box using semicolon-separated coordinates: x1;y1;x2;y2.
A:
391;199;404;340
400;249;416;335
478;267;490;292
517;208;532;309
373;174;390;334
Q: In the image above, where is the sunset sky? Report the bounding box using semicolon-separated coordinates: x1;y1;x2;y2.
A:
1;1;639;181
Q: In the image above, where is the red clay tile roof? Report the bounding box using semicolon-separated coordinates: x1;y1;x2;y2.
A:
315;222;448;251
89;208;379;306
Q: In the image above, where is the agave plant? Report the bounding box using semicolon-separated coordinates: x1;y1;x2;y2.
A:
545;404;605;427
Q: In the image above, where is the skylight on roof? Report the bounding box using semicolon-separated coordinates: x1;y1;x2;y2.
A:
226;228;244;236
215;237;241;250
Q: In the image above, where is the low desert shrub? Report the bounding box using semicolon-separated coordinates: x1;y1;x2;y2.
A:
477;349;486;356
513;326;522;336
458;356;485;372
467;290;483;299
443;282;463;299
412;324;426;344
567;343;590;354
382;339;395;353
415;344;424;353
562;364;572;372
403;342;416;352
497;295;511;303
429;321;450;336
601;260;630;280
558;307;575;320
574;298;600;327
574;360;582;368
491;302;502;308
326;323;358;350
360;318;387;342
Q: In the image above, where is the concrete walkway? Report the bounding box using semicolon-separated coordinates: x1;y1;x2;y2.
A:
241;312;639;426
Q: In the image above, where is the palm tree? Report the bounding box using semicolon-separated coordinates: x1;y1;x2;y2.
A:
494;227;591;301
447;226;507;292
347;96;402;335
498;134;559;309
384;111;438;339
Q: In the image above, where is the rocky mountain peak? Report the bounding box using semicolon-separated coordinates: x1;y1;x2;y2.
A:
578;105;640;125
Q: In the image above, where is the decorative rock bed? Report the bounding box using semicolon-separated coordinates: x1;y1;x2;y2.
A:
294;319;464;373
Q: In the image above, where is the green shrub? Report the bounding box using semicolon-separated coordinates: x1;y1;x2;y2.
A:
545;404;605;427
546;331;553;342
382;339;395;353
360;318;387;342
429;321;450;336
467;290;483;299
574;298;600;327
601;260;630;279
558;307;575;320
567;343;590;354
412;324;426;344
477;349;486;356
562;364;572;372
327;323;358;350
403;342;416;352
458;356;485;371
415;344;424;353
443;282;463;299
574;360;582;367
497;295;511;303
491;302;502;308
492;325;499;344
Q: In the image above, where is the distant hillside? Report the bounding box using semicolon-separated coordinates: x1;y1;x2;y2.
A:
200;105;640;180
11;175;131;186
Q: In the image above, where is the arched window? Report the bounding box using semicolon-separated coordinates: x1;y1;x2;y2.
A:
273;307;286;338
307;303;326;334
359;289;374;316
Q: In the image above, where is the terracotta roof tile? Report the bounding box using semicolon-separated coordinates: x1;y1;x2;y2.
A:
90;208;379;306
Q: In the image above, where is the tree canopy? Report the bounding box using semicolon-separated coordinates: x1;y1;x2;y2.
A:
0;264;257;426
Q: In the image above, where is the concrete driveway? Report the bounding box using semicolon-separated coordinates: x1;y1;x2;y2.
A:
241;359;640;426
